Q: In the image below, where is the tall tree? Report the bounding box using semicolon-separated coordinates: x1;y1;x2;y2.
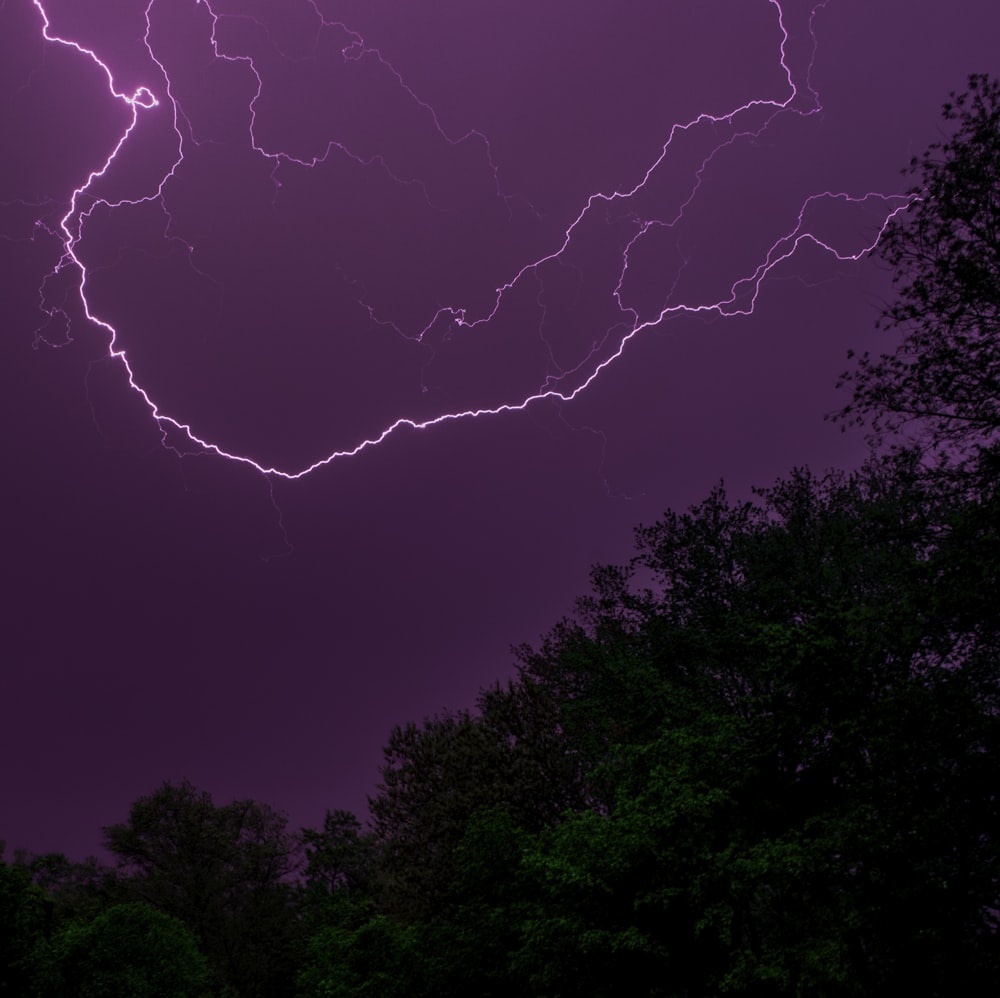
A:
103;780;301;997
837;73;1000;464
369;681;587;926
513;463;1000;994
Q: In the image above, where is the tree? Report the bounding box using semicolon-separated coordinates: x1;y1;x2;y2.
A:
22;852;122;929
341;450;998;994
44;903;211;998
0;847;50;996
297;914;420;998
837;73;1000;463
302;809;376;902
370;711;494;923
103;780;302;997
369;683;587;926
356;683;590;995
299;807;379;952
512;463;1000;994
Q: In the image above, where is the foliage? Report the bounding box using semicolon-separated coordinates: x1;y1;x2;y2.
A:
512;462;1000;994
368;681;586;924
837;73;1000;463
0;848;49;996
103;780;302;997
42;902;210;998
23;852;122;929
302;810;376;902
297;916;418;998
5;461;999;994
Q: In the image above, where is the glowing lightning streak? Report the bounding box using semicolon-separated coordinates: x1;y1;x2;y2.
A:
27;0;913;481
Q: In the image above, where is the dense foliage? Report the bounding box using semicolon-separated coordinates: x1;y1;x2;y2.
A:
3;76;999;996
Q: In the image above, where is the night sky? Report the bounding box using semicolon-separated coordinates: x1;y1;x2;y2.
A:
2;0;997;860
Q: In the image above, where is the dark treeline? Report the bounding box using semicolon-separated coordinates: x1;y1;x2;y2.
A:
4;75;1000;997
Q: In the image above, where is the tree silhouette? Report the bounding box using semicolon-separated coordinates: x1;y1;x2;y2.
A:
838;73;1000;465
103;780;301;997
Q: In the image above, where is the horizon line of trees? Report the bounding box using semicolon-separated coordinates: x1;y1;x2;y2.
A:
3;73;1000;996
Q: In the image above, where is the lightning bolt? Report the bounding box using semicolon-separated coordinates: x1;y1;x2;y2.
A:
13;0;912;481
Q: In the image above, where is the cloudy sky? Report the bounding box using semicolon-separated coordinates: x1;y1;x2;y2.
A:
2;0;997;858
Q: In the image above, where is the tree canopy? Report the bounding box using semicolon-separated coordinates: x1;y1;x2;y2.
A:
41;903;211;998
838;73;1000;466
103;780;302;997
506;462;1000;994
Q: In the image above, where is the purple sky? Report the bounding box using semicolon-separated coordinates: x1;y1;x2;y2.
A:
2;0;997;860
